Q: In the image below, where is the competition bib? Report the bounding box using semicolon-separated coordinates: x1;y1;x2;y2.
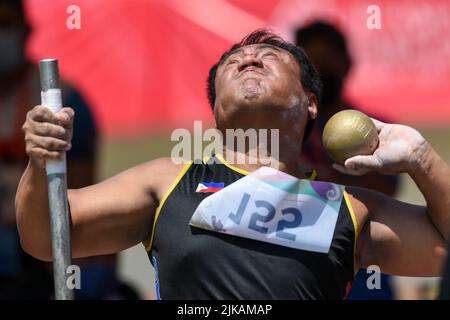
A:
189;166;345;253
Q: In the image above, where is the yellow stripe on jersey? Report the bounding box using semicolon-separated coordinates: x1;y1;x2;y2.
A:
215;153;250;175
343;191;358;239
145;160;194;252
343;190;358;273
216;153;317;181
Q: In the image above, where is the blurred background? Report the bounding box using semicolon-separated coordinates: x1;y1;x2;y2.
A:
0;0;449;299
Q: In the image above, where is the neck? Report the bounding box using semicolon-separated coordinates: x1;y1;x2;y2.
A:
220;127;307;178
215;100;311;177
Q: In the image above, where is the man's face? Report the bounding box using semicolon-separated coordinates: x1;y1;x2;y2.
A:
213;44;308;123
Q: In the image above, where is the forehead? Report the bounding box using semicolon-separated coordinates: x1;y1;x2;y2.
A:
217;43;300;73
228;43;286;55
218;43;298;70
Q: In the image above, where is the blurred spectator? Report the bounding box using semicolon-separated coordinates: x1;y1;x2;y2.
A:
0;0;139;299
295;21;399;195
295;21;399;300
73;255;140;300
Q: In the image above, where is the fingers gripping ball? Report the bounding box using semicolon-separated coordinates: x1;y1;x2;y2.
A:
322;110;379;165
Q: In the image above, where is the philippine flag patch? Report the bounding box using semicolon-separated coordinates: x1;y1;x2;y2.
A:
196;182;224;193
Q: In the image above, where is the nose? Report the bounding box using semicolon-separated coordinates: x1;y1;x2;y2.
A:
237;52;263;72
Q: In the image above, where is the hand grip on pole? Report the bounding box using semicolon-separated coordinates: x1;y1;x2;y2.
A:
40;59;67;175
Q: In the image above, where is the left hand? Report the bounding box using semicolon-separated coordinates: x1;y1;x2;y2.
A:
332;118;429;176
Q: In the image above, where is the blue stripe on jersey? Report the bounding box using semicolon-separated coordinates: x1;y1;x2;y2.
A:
152;255;161;300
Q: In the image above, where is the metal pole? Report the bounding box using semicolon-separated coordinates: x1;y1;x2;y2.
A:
39;59;74;300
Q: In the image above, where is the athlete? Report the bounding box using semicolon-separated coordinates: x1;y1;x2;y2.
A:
15;30;449;299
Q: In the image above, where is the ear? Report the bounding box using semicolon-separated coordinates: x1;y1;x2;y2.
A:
306;92;318;120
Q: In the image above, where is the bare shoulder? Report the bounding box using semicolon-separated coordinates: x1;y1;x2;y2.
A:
79;156;189;208
130;157;190;201
343;186;375;233
343;186;385;266
135;157;190;248
345;185;420;226
344;185;401;239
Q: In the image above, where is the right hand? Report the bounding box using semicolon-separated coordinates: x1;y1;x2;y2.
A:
332;118;429;176
22;105;75;168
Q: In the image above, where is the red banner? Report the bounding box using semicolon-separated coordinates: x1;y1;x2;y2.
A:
25;0;450;136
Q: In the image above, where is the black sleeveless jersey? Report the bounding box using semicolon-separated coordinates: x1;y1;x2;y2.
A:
146;154;357;299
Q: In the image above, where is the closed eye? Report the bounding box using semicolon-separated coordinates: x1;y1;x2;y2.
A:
261;52;278;59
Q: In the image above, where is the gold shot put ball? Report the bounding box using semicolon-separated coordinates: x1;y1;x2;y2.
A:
322;109;379;165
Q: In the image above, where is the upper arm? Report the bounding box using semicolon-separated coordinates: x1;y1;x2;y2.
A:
349;187;447;277
67;158;174;258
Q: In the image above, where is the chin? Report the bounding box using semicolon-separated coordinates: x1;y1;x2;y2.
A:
237;78;266;101
241;84;262;101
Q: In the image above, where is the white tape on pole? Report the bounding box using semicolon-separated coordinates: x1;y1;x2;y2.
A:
41;88;67;175
41;88;62;112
